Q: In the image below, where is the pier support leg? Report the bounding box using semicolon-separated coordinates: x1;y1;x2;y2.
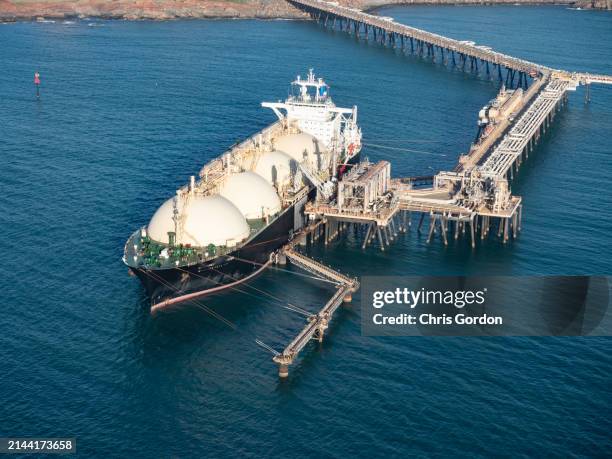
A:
481;216;487;239
470;219;476;248
427;215;436;243
503;218;510;243
363;223;373;249
417;213;425;233
377;226;385;251
390;218;398;237
585;83;591;104
384;226;391;245
278;363;289;378
440;217;448;246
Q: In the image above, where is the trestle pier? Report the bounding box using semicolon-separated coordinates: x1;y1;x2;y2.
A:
394;186;523;247
290;0;548;88
289;0;612;94
283;0;612;251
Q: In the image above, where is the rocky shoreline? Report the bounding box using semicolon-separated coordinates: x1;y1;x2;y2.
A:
0;0;608;23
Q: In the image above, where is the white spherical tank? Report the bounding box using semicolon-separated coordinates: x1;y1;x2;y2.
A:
254;150;296;187
219;172;282;220
147;198;175;244
147;194;250;248
273;133;326;170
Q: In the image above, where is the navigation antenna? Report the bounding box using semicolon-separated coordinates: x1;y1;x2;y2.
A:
172;191;181;243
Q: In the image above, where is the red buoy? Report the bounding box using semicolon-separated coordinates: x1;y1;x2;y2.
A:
34;71;41;98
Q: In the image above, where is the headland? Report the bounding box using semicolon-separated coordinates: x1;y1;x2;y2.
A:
2;0;608;23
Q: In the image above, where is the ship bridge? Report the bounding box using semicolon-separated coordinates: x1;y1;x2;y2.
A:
262;69;361;154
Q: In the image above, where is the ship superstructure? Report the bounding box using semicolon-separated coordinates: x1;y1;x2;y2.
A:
262;69;361;163
123;70;362;305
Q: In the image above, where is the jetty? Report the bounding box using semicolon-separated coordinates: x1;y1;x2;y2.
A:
254;1;612;376
284;0;611;248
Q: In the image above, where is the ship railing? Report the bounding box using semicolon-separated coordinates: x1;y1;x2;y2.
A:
126;228;240;269
198;120;286;180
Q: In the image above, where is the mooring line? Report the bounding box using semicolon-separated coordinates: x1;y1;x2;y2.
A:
206;265;311;310
363;142;447;156
142;269;236;329
177;264;314;319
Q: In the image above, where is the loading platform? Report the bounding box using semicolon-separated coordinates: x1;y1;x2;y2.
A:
257;2;612;377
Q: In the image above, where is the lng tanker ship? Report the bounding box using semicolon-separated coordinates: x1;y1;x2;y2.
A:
123;70;362;306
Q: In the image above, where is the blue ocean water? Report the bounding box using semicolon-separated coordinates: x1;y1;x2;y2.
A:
1;5;611;457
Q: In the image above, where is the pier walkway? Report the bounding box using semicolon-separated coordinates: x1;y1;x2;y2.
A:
273;283;353;377
283;248;357;286
290;0;547;79
478;78;572;179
